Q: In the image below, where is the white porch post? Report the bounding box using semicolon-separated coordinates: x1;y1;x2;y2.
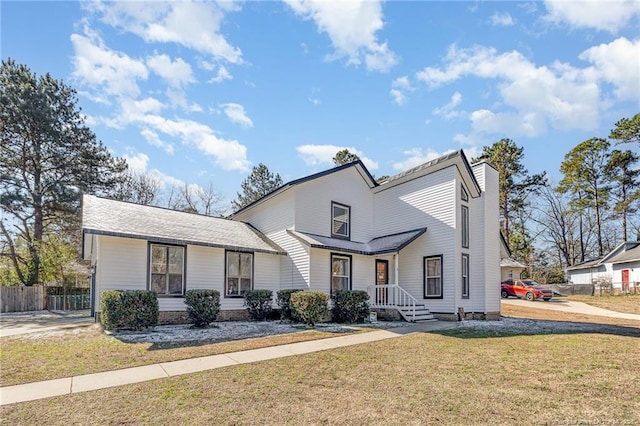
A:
394;253;399;286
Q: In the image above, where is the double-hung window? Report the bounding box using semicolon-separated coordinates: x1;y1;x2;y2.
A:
462;254;469;298
150;244;185;296
226;251;253;297
331;202;350;239
424;255;443;298
331;254;351;295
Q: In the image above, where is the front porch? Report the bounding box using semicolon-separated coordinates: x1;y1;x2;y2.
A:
366;284;435;323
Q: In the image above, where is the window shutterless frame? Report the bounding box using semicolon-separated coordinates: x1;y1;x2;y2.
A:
423;255;443;299
331;202;351;240
225;250;254;298
461;205;469;249
148;243;186;297
462;254;469;298
330;253;352;296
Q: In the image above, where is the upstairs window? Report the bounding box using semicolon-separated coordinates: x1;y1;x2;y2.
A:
332;202;350;239
150;244;185;296
461;184;469;202
461;205;469;248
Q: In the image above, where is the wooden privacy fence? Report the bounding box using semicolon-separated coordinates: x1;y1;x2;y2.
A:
0;285;45;313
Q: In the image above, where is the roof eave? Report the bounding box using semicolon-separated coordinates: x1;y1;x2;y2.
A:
83;229;287;256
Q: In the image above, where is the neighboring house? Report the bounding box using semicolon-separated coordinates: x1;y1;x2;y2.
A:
499;233;526;282
83;150;501;323
566;242;640;293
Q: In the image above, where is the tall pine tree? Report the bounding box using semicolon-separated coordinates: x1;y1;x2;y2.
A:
0;59;126;285
473;138;546;257
558;138;611;258
231;163;283;210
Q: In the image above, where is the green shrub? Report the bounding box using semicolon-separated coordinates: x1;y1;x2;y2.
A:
276;289;304;322
244;289;273;321
184;289;220;327
290;291;329;326
331;290;370;323
100;290;158;331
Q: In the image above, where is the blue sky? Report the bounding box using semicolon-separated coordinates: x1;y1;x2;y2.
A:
2;1;639;208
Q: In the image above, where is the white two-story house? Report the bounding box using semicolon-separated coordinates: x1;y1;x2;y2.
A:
82;150;500;323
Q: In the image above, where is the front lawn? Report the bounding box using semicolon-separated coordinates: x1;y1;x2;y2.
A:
0;324;357;387
564;294;640;315
2;327;638;425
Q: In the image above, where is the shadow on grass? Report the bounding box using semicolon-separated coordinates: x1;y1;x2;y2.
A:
430;318;640;339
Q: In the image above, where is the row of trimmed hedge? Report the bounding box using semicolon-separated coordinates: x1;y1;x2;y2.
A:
100;289;370;330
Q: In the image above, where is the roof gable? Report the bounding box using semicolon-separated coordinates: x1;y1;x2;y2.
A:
232;160;376;217
567;241;640;270
373;150;482;197
234;150;484;219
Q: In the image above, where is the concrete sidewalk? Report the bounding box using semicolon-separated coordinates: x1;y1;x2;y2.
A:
0;321;455;406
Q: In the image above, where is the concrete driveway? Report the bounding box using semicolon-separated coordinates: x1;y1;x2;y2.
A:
501;298;640;321
0;311;94;338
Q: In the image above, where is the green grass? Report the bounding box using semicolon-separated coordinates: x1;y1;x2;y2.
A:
2;331;638;425
565;294;640;315
0;325;352;387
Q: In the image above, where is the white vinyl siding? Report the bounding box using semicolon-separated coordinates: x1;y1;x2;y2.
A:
94;236;147;312
295;167;374;242
375;168;456;312
471;163;501;314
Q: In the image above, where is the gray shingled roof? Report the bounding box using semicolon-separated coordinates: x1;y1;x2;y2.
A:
287;228;426;255
608;243;640;264
82;195;285;254
565;258;604;271
500;258;526;268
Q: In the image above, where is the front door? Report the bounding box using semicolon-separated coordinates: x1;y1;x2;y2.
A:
622;269;630;293
375;260;389;304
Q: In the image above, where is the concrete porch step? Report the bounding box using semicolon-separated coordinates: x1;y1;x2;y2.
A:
397;306;435;323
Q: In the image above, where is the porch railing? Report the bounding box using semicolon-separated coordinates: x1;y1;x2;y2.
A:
366;284;418;321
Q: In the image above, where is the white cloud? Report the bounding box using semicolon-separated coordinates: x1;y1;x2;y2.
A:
489;12;516;27
469;109;548;137
390;76;414;106
392;148;457;171
220;103;254;128
71;31;148;97
208;65;233;83
140;129;174;155
284;0;397;72
87;1;243;63
579;37;640;102
432;92;464;119
296;144;379;170
543;0;640;33
137;114;251;171
121;150;188;190
415;44;605;135
146;54;194;88
123;151;150;172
